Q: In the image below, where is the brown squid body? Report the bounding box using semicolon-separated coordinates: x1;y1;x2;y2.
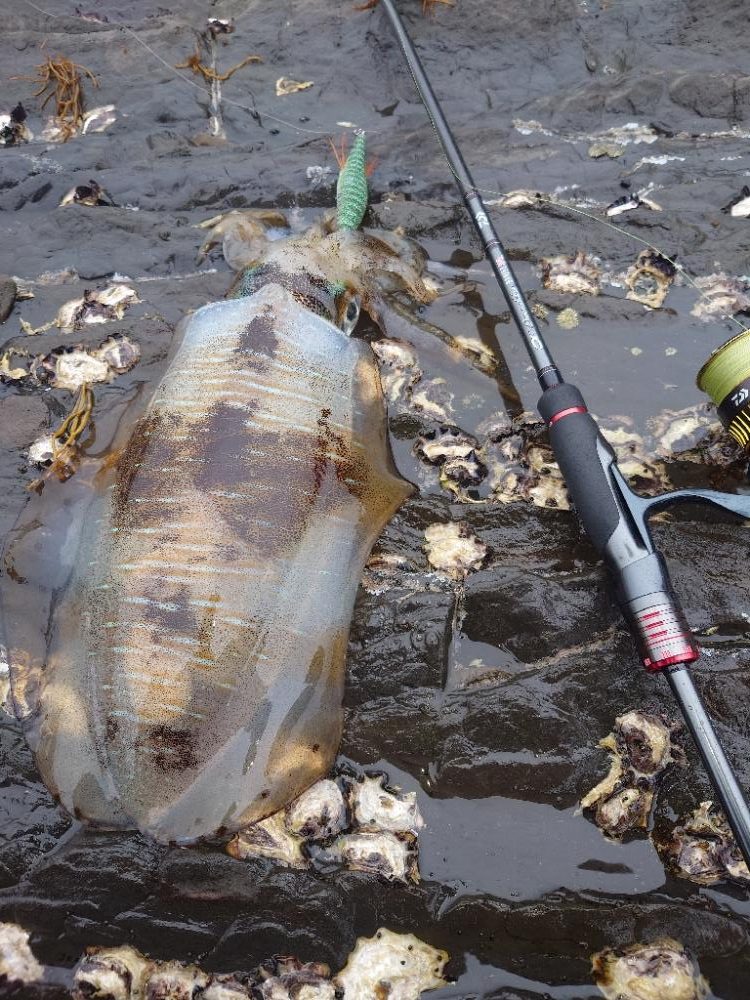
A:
2;284;410;842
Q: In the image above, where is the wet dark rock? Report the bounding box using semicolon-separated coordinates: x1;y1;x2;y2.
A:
0;277;17;324
1;0;750;996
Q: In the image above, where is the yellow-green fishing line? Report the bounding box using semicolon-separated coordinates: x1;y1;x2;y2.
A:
336;131;368;230
697;329;750;403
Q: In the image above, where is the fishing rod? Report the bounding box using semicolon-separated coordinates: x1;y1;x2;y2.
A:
380;0;750;864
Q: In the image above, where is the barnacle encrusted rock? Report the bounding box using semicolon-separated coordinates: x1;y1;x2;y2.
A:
591;938;710;1000
581;710;683;839
334;928;449;1000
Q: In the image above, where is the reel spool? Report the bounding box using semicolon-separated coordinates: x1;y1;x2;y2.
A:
697;329;750;446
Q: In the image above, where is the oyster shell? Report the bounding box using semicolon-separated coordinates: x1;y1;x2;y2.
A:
53;284;140;333
226;811;308;869
371;337;423;408
334;928;448;1000
410;377;454;421
73;945;151;1000
690;273;750;321
416;426;486;489
143;961;209;999
656;800;750;886
591;938;709;1000
202;976;253;1000
53;349;111;390
349;774;424;835
284;779;348;841
423;522;487;579
581;711;682;839
540;252;601;296
257;957;335;1000
0;923;44;985
326;830;418;882
94;335;141;373
625;250;676;308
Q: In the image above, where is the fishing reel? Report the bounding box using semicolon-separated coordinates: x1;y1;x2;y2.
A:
698;328;750;446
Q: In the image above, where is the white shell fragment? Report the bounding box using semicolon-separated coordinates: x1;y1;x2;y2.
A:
722;185;750;218
284;779;348;841
423;522;487;579
327;830;418;882
334;928;449;1000
73;945;151;1000
276;77;314;96
226;811;308;868
81;105;117;134
349;775;424;835
540;252;601;295
0;923;44;984
28;435;56;466
592;938;709;1000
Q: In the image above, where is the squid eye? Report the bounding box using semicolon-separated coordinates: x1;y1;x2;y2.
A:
341;296;361;335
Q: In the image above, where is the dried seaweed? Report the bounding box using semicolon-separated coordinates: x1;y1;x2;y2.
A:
27;383;94;492
23;52;98;140
176;46;262;83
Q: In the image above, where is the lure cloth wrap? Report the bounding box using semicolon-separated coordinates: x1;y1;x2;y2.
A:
336;132;368;231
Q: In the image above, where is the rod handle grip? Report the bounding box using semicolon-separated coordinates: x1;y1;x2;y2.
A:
538;384;621;554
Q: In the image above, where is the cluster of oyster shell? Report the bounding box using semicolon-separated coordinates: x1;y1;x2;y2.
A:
580;710;684;839
20;283;140;336
538;246;750;321
409;402;745;510
0;923;449;1000
227;772;424;883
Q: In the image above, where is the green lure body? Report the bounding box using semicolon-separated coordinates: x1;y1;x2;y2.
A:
336;132;368;231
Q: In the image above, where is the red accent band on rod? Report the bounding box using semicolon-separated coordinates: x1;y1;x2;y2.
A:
644;649;701;671
548;405;587;426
